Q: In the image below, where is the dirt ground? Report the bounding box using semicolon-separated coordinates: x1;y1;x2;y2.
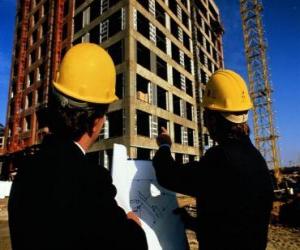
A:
1;197;300;250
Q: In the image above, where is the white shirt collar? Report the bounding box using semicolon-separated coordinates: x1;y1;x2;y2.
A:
74;141;86;155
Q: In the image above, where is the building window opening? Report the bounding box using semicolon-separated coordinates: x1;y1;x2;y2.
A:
137;110;150;137
186;78;193;97
184;54;191;73
173;95;181;116
182;11;189;29
74;12;83;33
174;123;182;144
108;40;124;66
186;102;193;121
170;19;179;39
175;153;183;164
137;0;149;11
158;117;168;133
157;85;167;110
156;28;166;53
90;25;100;43
171;43;180;64
137;42;151;70
107;110;123;138
75;0;85;9
116;73;124;99
155;2;165;26
106;9;123;38
137;148;151;160
188;128;194;146
172;68;181;89
156;56;168;81
136;74;149;102
90;0;101;22
24;116;31;131
137;11;150;39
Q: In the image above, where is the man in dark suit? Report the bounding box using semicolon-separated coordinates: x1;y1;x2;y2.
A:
8;43;147;250
153;70;274;250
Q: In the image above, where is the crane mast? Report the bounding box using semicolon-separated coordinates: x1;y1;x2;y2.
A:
240;0;282;182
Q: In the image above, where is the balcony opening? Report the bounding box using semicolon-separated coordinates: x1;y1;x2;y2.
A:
136;74;149;102
173;95;181;116
137;110;150;137
137;148;151;160
137;11;150;39
157;85;167;110
188;128;194;146
107;110;123;138
137;42;150;70
108;39;124;66
174;123;182;144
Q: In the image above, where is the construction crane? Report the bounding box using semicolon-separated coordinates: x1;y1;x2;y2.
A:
240;0;282;184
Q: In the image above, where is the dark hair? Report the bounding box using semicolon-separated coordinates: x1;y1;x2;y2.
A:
205;110;250;142
44;94;109;141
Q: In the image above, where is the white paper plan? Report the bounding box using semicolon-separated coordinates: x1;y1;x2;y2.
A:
112;144;187;250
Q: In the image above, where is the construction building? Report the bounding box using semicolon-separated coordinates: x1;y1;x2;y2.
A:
4;0;223;171
0;124;4;155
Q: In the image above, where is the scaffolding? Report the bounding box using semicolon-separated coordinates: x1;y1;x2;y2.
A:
240;0;281;181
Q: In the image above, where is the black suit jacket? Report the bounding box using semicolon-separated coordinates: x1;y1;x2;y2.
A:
153;137;273;250
9;135;147;250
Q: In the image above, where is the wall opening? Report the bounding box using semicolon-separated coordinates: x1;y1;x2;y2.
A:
107;110;123;138
137;147;151;160
174;123;182;144
137;110;150;137
137;42;151;70
136;74;149;102
157;85;167;110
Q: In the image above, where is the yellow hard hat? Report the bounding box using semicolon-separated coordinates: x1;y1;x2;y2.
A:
202;69;253;112
53;43;118;104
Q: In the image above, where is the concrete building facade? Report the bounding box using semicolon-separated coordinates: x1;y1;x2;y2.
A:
5;0;223;171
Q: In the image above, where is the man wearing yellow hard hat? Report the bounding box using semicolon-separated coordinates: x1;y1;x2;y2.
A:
153;69;273;250
8;43;147;250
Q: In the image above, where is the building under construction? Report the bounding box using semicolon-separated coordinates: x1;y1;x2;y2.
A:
3;0;223;172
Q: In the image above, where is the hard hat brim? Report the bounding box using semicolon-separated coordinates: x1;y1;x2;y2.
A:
53;81;119;104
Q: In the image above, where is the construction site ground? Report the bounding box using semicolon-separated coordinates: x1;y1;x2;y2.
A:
1;197;300;250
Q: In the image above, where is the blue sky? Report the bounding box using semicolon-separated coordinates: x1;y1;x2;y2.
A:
0;0;299;165
215;0;300;166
